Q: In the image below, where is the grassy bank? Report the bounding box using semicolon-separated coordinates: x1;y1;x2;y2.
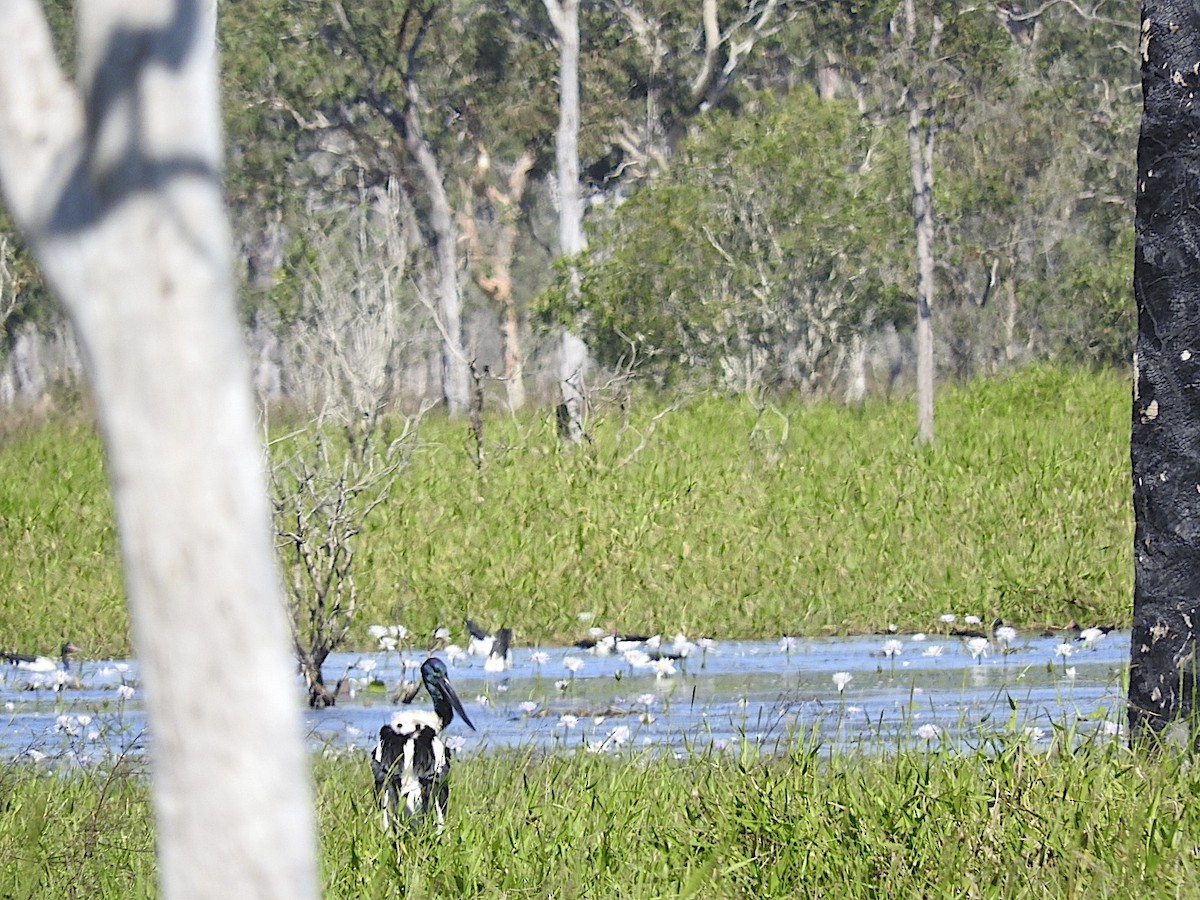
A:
2;734;1196;898
0;365;1130;656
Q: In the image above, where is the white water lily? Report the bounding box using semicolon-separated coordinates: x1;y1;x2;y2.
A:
881;639;903;658
563;656;584;674
939;614;957;624
832;672;853;693
1055;642;1074;659
917;723;941;741
967;637;989;661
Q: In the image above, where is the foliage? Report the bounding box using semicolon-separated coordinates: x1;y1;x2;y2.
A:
0;366;1130;657
7;732;1200;897
541;89;911;391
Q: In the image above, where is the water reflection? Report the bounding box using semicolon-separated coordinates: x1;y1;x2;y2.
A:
0;630;1129;765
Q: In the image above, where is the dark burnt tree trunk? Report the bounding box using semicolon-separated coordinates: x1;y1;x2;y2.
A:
1129;0;1200;748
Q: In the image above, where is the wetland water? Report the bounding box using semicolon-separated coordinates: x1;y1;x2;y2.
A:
0;629;1128;764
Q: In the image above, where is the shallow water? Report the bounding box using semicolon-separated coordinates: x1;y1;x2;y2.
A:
0;628;1129;765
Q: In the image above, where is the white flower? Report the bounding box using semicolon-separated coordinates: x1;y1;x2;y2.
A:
475;695;490;707
377;636;397;652
558;714;578;728
779;636;798;653
3;701;13;712
1065;667;1077;681
116;684;135;701
519;701;538;714
882;639;903;658
563;656;584;674
923;645;945;657
367;625;388;639
916;723;941;741
76;715;92;727
555;679;570;692
832;672;853;693
531;651;550;665
26;749;46;762
1055;643;1074;659
433;626;451;641
994;626;1017;645
939;614;957;624
967;637;990;660
637;693;656;707
911;633;927;641
355;658;377;673
607;725;631;746
1023;726;1046;743
1102;720;1124;736
650;658;677;679
696;637;717;651
114;663;130;673
964;615;982;625
623;649;651;668
444;735;466;753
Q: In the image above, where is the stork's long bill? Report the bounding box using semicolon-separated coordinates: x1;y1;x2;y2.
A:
422;657;477;732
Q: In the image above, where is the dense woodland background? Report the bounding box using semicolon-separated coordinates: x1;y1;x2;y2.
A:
0;0;1137;413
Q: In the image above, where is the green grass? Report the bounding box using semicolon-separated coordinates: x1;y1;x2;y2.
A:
3;734;1199;898
0;364;1131;656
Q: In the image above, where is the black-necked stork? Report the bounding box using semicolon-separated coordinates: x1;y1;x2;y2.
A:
371;657;476;830
1;641;79;673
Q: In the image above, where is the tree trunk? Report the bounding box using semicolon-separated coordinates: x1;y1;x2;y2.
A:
545;0;589;441
0;2;316;897
904;0;938;446
460;146;534;412
404;83;470;417
1129;0;1200;749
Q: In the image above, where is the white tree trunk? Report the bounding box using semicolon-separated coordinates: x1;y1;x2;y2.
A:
0;2;316;898
904;0;938;446
405;84;470;417
545;0;589;440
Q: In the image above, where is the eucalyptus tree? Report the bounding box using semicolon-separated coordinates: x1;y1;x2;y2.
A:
543;0;590;439
1129;0;1200;750
222;0;478;415
0;1;315;896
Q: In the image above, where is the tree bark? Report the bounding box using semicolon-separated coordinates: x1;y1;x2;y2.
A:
404;81;470;417
459;146;535;411
904;0;939;446
0;2;316;896
1129;0;1200;749
545;0;589;441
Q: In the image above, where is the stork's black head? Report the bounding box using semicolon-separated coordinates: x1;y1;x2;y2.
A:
421;657;476;731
